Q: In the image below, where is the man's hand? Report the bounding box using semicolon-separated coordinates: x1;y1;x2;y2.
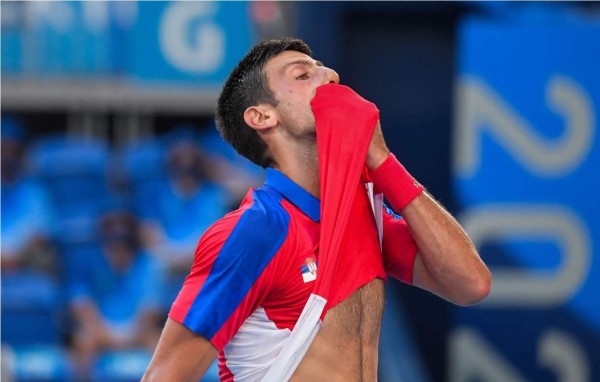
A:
365;119;491;305
311;84;389;171
366;120;390;171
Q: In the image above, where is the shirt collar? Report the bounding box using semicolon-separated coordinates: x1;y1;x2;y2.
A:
264;168;320;222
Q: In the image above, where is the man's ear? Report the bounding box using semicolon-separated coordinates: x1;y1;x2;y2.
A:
243;104;278;132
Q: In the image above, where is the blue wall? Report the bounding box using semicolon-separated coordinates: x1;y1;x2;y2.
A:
452;12;600;381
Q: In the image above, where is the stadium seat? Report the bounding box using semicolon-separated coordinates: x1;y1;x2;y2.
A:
60;242;104;283
111;138;166;199
28;135;109;181
89;350;220;382
90;350;153;382
1;271;63;346
1;344;73;382
28;136;112;244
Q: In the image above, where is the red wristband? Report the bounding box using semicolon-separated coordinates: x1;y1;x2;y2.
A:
368;153;424;211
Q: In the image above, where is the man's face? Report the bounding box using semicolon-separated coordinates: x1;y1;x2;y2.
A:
167;142;204;180
264;50;339;138
1;138;22;183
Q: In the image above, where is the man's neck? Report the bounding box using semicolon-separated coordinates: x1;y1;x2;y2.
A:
272;141;320;199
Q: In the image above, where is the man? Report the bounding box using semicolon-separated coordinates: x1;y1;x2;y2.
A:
136;129;230;305
1;116;56;275
69;204;165;377
143;38;491;381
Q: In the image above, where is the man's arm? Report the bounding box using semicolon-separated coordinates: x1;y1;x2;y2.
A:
142;318;218;382
367;122;491;306
143;202;286;380
70;300;115;347
402;193;491;305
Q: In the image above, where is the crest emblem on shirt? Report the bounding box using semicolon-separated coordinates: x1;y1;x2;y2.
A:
300;257;318;283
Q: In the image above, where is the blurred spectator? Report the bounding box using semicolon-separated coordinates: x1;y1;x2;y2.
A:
198;127;264;208
137;128;230;272
68;203;165;377
1;115;57;275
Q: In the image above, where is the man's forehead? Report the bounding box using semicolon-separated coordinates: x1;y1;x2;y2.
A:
266;50;317;71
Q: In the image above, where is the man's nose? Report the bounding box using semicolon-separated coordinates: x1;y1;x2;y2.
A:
321;67;340;85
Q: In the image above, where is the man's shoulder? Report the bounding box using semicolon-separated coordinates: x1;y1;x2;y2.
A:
199;187;292;256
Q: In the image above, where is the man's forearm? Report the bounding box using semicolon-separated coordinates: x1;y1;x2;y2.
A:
369;153;491;305
401;192;491;305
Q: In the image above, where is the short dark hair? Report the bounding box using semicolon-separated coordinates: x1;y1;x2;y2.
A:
215;38;312;168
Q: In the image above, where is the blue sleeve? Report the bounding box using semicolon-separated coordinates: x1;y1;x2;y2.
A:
169;190;290;350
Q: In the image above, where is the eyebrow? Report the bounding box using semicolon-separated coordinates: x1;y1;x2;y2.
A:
281;59;324;73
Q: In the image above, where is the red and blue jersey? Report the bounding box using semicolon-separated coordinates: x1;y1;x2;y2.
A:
168;168;417;381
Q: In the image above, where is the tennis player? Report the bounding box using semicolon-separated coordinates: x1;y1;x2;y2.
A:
143;38;491;382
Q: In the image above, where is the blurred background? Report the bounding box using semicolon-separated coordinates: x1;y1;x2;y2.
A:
1;2;599;381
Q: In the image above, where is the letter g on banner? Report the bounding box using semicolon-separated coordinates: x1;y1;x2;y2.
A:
159;2;225;74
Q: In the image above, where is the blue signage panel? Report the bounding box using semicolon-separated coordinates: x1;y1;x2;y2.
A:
1;2;113;77
128;1;253;85
1;1;254;84
1;2;24;74
451;16;600;381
